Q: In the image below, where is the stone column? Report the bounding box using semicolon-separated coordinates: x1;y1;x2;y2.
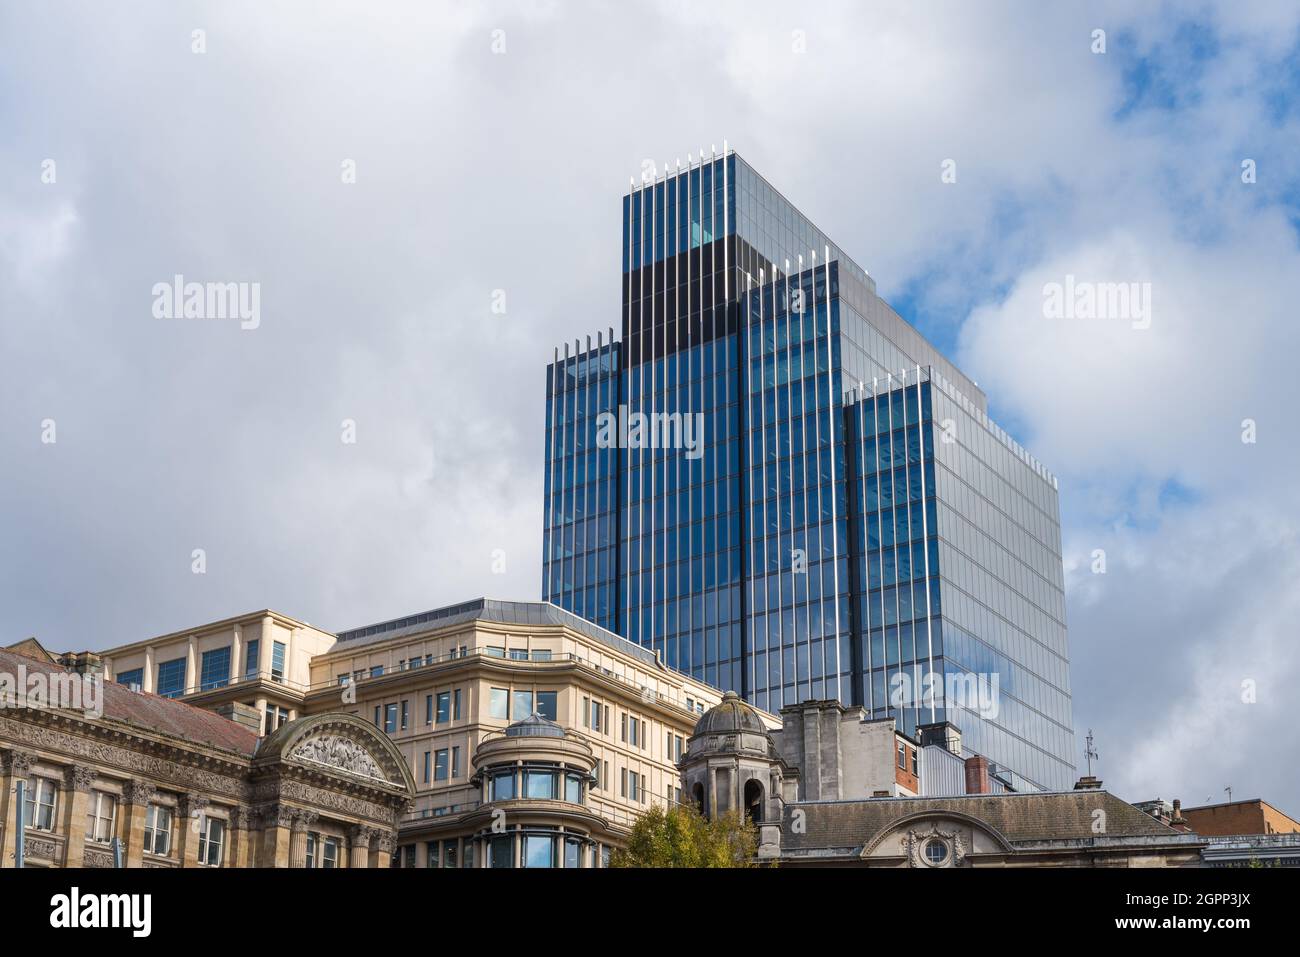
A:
185;636;198;695
227;806;252;869
122;780;156;868
374;829;396;869
289;809;319;867
239;808;260;867
348;824;374;868
260;804;293;868
259;617;274;678
231;625;243;686
61;764;97;867
143;647;155;694
176;793;209;868
0;750;34;867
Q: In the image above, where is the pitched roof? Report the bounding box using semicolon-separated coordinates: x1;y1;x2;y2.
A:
0;647;259;758
783;791;1180;852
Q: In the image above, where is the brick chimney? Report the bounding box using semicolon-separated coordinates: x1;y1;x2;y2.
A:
964;755;990;794
1169;799;1190;831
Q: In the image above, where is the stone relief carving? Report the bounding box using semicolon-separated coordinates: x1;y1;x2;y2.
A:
1;748;35;777
24;837;58;861
65;764;98;792
291;808;320;831
0;716;247;800
124;779;157;806
289;734;385;781
179;793;210;818
904;822;968;868
84;847;115;868
276;778;399;826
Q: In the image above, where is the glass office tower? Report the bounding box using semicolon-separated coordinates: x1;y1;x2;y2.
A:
543;150;1075;791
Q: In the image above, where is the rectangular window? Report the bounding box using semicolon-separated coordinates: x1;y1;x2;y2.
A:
621;713;627;743
442;839;458;868
156;658;186;698
243;640;259;679
86;791;117;843
523;833;555;868
511;690;533;721
485;646;505;659
582;697;590;728
451;746;461;778
116;668;143;689
536;690;557;721
384;703;398;735
144;805;172;856
271;641;286;682
524;768;556;800
590;700;601;732
305;832;317;868
489;834;513;868
434;749;449;781
425;695;433;725
427;843;441;869
508;649;529;661
369;665;384;678
23;777;57;830
489;688;509;720
422;751;431;784
436;691;451;723
400;700;409;731
490;770;516;801
199;647;230;691
373;705;381;728
897;742;906;770
453;688;462;720
531;649;552;661
198;817;225;866
675;735;684;761
322;837;339;869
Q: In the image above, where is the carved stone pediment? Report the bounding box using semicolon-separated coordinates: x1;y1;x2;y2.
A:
904;822;967;868
289;733;385;782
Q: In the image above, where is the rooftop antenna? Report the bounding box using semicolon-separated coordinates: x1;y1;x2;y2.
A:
1084;729;1099;777
1225;786;1233;803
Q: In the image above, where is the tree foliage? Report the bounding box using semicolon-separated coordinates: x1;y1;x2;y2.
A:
610;802;759;868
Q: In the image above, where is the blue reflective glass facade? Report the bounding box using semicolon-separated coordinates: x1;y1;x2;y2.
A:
543;151;1075;791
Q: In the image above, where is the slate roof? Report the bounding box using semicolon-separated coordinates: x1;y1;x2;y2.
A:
0;647;259;758
333;597;660;667
783;791;1180;852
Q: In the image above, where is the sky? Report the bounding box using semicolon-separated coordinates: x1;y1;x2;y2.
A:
3;1;1299;813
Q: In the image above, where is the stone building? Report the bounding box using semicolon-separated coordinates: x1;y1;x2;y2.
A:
684;693;1205;867
57;598;775;867
307;599;769;866
0;645;414;868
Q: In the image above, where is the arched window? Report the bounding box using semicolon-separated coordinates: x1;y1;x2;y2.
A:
743;779;764;824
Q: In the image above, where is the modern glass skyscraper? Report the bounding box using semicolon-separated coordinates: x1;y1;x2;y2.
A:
543;149;1075;791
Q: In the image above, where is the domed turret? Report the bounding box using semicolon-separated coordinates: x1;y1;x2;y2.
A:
693;691;768;736
679;691;793;851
